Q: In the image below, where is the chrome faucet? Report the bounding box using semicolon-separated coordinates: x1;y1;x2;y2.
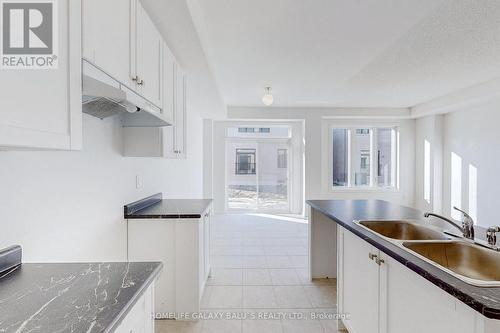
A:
424;206;475;241
486;226;500;248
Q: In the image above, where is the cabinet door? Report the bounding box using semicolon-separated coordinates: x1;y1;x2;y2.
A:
342;230;380;333
82;0;133;87
203;211;211;281
173;64;186;157
199;218;205;292
162;43;175;123
0;0;81;150
135;0;162;108
383;255;473;333
161;63;186;159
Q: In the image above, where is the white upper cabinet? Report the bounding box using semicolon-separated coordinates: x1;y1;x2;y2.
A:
173;64;187;157
83;0;163;108
122;54;187;158
82;0;133;87
162;43;175;124
134;0;163;108
0;0;82;150
81;0;187;158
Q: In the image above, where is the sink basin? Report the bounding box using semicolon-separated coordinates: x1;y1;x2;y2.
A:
403;241;500;286
357;220;449;241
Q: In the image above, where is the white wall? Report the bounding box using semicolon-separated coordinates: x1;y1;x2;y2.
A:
414;115;443;213
0;113;206;262
226;107;416;208
441;99;500;227
414;98;500;228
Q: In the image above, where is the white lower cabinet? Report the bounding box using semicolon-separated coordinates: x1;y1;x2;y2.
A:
341;229;379;333
383;254;470;333
114;283;155;333
127;207;211;317
338;226;500;333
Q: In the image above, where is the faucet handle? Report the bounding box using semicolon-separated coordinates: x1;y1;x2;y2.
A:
453;207;475;239
453;206;474;224
487;227;500;246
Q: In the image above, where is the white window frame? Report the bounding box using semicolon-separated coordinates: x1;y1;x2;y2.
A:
327;123;400;192
424;140;431;203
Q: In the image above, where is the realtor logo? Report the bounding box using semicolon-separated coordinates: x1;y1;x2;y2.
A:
1;0;58;69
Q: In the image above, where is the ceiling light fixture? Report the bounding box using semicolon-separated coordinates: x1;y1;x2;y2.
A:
262;87;274;106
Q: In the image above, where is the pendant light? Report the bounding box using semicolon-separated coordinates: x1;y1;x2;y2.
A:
262;87;274;106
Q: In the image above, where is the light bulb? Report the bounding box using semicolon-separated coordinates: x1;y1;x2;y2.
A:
262;87;273;106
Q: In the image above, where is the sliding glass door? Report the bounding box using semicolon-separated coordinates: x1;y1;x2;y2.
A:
225;133;291;212
226;141;259;210
256;141;289;211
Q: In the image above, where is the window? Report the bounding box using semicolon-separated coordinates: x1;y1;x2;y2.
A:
277;149;288;168
450;152;462;220
235;149;256;175
331;127;398;189
377;128;393;187
468;164;477;222
332;129;349;186
353;128;371;186
237;127;270;133
238;127;255;133
228;126;290;138
424;140;431;203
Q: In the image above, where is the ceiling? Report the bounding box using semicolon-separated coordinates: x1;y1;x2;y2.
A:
188;0;500;108
141;0;226;119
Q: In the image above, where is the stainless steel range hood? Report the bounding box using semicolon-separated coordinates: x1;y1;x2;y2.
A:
82;59;170;127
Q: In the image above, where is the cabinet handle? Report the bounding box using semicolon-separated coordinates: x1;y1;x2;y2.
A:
375;258;385;266
368;253;377;260
132;76;144;85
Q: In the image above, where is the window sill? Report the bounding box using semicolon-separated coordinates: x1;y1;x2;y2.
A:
329;187;400;193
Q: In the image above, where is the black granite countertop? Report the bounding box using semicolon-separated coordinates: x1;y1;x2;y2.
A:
0;262;162;332
124;193;212;219
306;199;500;320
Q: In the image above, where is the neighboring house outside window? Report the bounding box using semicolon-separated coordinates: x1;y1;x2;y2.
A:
277;149;288;168
235;149;256;174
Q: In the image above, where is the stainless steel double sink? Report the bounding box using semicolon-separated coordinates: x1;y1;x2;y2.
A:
355;220;500;287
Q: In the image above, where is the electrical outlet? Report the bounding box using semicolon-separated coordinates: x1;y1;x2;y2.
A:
136;175;143;189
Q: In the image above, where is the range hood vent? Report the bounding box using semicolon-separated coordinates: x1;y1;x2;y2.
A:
82;59;170;127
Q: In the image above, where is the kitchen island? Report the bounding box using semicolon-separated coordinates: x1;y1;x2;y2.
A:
307;199;500;332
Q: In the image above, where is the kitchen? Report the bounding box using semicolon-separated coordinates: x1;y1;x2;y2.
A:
1;0;500;332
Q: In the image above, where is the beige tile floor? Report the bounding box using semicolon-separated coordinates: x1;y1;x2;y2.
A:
156;214;346;333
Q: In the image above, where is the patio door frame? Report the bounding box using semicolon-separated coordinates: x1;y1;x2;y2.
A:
225;137;292;213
